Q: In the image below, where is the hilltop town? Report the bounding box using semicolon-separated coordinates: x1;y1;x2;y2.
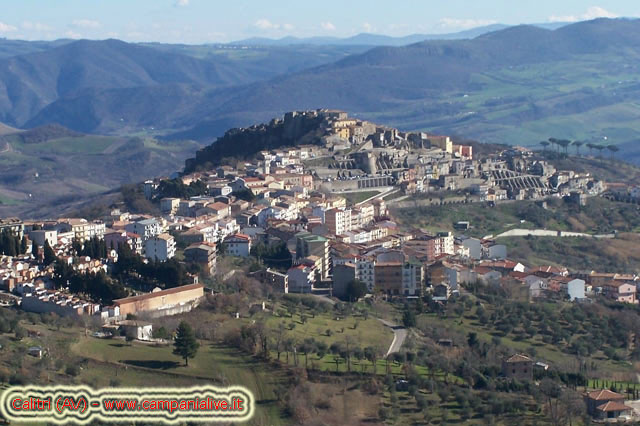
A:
1;110;640;423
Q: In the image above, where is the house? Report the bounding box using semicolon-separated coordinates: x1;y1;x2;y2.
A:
125;219;161;242
287;265;315;293
332;262;356;300
160;198;180;214
502;354;533;381
475;267;501;285
224;234;252;257
567;278;586;301
184;243;217;276
295;232;330;280
117;320;153;341
56;218;106;242
251;268;288;293
28;230;57;248
523;275;548;299
584;390;633;420
603;281;637;304
144;234;176;262
432;283;451;301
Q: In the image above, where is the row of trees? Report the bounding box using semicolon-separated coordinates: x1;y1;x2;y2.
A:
116;242;189;289
52;261;127;304
73;236;108;259
155;178;208;200
541;137;619;159
0;229;28;256
249;242;292;271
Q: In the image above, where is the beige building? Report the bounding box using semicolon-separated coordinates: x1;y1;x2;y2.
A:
114;284;204;317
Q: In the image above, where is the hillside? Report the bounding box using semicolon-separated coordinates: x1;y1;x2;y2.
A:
0;122;18;136
0;131;201;218
18;19;640;165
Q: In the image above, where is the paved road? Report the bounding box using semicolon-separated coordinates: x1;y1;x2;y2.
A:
494;228;615;239
378;319;407;357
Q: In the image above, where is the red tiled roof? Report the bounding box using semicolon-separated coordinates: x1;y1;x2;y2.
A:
595;401;631;412
587;389;625;401
505;354;532;363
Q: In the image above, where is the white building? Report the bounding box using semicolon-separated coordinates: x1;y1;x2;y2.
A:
224;234;252;257
126;219;162;242
355;258;376;292
567;279;586;301
144;234;176;262
29;230;57;248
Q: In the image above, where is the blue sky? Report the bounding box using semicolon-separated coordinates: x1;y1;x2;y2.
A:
0;0;639;43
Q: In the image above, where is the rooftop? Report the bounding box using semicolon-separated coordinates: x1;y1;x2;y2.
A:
114;284;204;306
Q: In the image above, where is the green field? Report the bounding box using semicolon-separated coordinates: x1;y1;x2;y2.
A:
392;196;640;238
73;337;287;425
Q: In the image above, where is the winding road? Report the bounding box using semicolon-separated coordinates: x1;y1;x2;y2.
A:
309;294;407;357
378;318;407;357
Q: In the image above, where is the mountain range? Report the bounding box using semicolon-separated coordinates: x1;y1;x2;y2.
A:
1;18;639;149
229;22;569;46
2;18;640;215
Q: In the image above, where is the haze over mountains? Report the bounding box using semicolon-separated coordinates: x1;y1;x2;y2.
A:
1;18;639;154
2;18;640;215
229;22;568;46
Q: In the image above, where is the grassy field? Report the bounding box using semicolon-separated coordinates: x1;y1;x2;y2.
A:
393;196;640;238
264;310;393;350
504;233;640;273
72;337;287;425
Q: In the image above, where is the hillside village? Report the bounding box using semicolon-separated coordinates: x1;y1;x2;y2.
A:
0;110;635;313
1;110;640;422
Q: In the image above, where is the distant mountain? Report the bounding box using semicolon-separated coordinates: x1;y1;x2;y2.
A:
228;23;570;46
0;124;82;144
6;18;640;165
0;38;72;59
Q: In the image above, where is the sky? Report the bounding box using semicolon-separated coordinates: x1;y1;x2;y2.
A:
0;0;639;44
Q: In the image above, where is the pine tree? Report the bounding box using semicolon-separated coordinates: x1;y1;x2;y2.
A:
32;241;39;259
43;240;56;265
173;321;199;366
20;236;28;255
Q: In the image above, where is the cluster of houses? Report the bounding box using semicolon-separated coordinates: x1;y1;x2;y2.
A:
502;354;636;421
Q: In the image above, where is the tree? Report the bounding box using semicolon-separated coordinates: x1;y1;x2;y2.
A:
345;279;367;302
540;141;550;153
125;328;136;345
557;139;571;155
402;305;416;328
173;321;199;366
606;144;619;161
31;241;39;259
594;145;605;157
572;141;583;156
43;241;56;266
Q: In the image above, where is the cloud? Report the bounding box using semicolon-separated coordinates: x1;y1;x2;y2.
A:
72;19;101;29
438;18;497;30
65;30;82;39
0;22;17;33
21;21;52;31
321;22;336;31
362;22;376;33
175;0;189;6
549;6;618;23
253;19;294;32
